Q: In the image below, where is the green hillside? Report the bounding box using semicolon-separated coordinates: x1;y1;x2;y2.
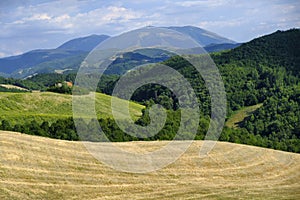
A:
0;92;144;125
212;29;300;75
93;29;300;152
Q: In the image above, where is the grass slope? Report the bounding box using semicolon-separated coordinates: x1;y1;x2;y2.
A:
0;92;144;125
0;131;299;199
225;104;263;129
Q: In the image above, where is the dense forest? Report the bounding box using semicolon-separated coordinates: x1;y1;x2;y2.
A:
0;29;299;152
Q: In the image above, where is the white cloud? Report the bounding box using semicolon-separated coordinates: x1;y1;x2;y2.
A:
25;13;52;21
53;14;71;23
199;19;243;28
0;52;7;58
175;0;230;7
1;3;145;37
11;20;25;25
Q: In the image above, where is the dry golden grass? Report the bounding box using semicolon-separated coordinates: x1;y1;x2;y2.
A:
0;131;299;199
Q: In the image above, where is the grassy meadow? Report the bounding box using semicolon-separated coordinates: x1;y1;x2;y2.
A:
225;103;263;129
0;92;144;125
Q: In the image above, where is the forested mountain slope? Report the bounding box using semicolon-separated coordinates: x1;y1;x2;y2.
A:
212;29;300;75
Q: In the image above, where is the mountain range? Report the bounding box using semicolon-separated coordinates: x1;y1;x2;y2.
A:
0;26;239;78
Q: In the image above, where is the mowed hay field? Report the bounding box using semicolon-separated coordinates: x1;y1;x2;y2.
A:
0;131;299;199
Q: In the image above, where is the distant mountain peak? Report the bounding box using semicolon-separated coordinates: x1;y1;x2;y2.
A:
57;34;110;51
164;25;236;46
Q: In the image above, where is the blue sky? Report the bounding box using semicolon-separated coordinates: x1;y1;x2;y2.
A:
0;0;299;57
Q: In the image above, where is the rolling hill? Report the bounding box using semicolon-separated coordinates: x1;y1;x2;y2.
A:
0;92;144;125
0;131;299;199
